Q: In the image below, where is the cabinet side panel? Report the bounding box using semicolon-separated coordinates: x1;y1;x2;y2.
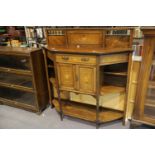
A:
31;50;49;111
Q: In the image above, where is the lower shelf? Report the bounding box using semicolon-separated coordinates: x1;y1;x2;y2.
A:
53;99;123;123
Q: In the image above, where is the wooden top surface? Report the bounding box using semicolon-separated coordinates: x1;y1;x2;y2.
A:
141;27;155;36
46;46;133;55
0;46;41;55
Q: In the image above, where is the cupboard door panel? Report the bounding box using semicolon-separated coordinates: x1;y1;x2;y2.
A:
78;66;96;94
57;63;75;90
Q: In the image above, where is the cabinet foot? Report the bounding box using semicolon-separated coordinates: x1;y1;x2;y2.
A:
36;111;42;115
60;113;64;121
130;121;142;129
96;122;100;129
51;104;54;109
0;102;3;105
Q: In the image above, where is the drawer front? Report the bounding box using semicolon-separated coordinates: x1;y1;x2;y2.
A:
100;53;129;65
56;54;96;65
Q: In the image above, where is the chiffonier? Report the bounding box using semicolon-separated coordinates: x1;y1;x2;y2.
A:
0;46;49;113
131;28;155;128
45;28;134;128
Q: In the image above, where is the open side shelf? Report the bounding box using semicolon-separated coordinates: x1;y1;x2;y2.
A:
53;99;123;123
100;85;125;95
104;71;127;76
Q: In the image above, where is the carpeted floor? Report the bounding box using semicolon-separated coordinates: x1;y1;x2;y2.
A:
0;105;151;129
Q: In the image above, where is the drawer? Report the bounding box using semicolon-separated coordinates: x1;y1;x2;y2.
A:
56;54;96;65
100;53;129;65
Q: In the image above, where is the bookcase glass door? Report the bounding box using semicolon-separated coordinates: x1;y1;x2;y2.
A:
144;50;155;118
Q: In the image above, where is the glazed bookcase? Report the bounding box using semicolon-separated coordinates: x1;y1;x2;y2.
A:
131;28;155;127
0;46;49;113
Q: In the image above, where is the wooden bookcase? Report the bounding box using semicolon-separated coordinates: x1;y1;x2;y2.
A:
45;28;134;128
0;46;49;113
131;28;155;128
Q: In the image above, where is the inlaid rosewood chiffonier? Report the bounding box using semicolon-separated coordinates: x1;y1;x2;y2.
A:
44;28;134;128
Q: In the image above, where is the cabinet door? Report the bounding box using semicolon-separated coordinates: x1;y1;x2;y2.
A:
77;65;96;94
57;63;75;90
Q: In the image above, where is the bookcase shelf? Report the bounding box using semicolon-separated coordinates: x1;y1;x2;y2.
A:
0;47;49;113
0;67;32;76
0;86;36;107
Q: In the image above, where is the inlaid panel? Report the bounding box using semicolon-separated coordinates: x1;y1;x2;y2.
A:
78;65;96;93
57;63;76;90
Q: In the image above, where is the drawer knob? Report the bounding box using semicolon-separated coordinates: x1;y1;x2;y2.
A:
62;56;69;61
81;57;89;61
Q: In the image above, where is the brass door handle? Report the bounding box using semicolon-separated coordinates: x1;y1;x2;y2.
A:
62;56;69;61
81;57;89;61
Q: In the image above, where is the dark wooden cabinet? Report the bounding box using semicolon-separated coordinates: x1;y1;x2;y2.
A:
131;28;155;127
0;46;49;113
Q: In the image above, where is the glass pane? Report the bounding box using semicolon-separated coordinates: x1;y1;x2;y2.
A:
0;86;36;106
0;72;33;88
0;55;31;70
144;51;155;118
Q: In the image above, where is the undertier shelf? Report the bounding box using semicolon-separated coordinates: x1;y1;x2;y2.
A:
53;99;123;123
0;67;32;76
